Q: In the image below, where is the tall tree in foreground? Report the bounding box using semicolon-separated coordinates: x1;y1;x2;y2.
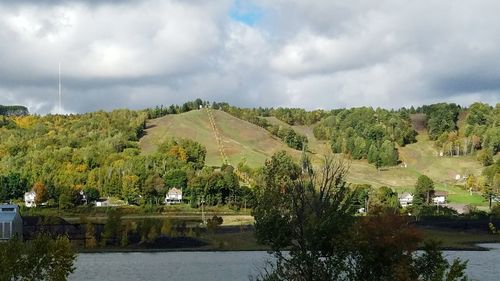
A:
253;152;468;281
253;152;357;280
351;211;468;281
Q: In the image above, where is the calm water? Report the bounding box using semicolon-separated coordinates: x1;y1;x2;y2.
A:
71;244;500;281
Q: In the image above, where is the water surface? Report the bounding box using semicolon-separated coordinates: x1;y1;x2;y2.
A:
71;244;500;281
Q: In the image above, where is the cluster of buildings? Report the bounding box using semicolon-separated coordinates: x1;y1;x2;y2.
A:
398;191;448;207
0;187;184;241
22;187;183;208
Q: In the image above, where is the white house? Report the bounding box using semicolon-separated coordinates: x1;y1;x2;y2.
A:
0;204;23;240
24;191;36;208
95;199;109;207
399;192;414;207
165;188;182;204
433;191;448;205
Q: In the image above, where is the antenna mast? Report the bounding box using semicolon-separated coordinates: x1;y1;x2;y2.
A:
58;63;62;114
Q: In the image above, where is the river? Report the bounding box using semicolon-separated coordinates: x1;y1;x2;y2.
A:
71;244;500;281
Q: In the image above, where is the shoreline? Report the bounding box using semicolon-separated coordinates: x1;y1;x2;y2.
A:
77;242;499;254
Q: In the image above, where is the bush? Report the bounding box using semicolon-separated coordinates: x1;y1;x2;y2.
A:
477;148;494;166
465;204;489;219
412;205;458;217
491;204;500;218
0;235;76;280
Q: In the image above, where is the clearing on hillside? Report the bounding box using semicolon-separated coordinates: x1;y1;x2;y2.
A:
263;117;483;189
140;109;301;167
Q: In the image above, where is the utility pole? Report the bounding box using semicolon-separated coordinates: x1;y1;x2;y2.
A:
201;196;206;225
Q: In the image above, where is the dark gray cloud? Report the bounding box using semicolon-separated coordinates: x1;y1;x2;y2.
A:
0;0;498;114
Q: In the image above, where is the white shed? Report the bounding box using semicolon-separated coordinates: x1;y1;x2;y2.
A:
433;191;448;205
0;204;23;240
165;188;182;204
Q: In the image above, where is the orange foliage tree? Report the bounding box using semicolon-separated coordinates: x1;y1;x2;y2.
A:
33;182;49;205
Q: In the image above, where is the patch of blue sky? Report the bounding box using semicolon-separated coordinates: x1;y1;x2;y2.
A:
229;0;264;26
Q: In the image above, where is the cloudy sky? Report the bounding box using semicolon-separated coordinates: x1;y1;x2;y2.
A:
0;0;499;114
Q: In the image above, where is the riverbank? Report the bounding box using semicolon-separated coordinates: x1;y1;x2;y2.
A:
22;206;500;252
423;228;500;250
75;227;500;253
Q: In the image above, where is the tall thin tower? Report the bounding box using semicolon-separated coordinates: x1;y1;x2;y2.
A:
58;63;62;114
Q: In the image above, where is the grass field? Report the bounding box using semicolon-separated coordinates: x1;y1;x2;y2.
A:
140;109;300;167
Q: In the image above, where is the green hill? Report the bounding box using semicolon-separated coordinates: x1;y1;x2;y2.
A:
140;109;301;167
140;110;488;207
142;113;483;187
262;116;485;202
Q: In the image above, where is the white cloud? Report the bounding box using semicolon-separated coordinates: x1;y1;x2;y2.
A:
0;0;499;114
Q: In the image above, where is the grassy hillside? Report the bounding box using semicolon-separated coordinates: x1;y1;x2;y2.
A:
140;109;300;167
141;111;487;206
263;116;487;206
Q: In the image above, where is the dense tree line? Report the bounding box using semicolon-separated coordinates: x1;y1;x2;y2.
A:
267;107;327;125
0;110;148;204
145;98;210;119
184;164;255;207
0;173;27;202
463;102;499;155
432;102;499;165
0;109;253;208
0;105;29;116
415;103;461;140
313;107;416;167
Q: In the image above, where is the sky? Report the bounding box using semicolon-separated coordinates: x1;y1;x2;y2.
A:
0;0;498;114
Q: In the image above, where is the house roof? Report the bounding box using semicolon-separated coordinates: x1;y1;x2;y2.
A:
398;192;413;199
0;204;20;222
434;191;449;197
167;187;182;195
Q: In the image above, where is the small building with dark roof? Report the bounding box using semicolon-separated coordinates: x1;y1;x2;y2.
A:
0;204;23;240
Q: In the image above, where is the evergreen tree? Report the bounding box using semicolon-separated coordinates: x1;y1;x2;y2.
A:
379;140;398;166
414;175;434;205
367;144;379;164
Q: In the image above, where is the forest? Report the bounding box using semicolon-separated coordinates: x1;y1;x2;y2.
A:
0;105;29;116
0;101;498;210
313;107;417;167
0;108;252;208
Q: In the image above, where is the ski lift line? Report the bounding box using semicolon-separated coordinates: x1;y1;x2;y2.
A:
205;108;253;187
206;108;228;165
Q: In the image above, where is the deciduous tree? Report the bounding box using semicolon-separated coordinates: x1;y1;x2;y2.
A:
33;182;49;205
